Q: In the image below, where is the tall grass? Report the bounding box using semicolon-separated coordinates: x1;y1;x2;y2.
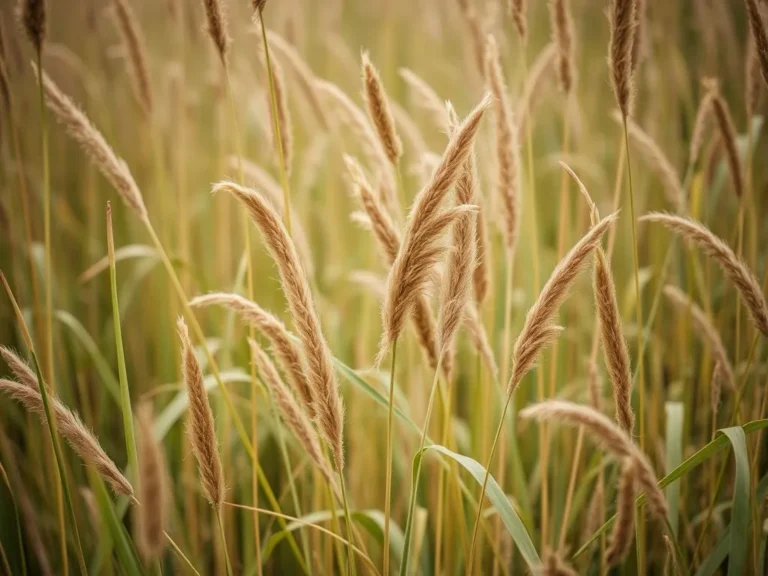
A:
1;0;767;574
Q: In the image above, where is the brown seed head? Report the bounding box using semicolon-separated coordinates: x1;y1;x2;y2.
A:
219;182;345;470
361;51;402;166
135;402;167;561
177;318;224;507
508;213;617;396
609;0;637;118
642;213;768;337
0;377;133;496
113;0;153;117
36;68;147;219
202;0;230;65
18;0;46;53
606;458;637;566
548;0;576;94
378;94;491;364
744;0;768;88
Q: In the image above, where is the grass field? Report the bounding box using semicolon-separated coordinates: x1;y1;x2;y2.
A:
1;0;767;573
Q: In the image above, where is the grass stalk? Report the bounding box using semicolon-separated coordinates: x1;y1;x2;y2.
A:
216;508;234;576
468;393;512;573
400;354;444;575
383;337;398;576
141;219;309;574
106;203;139;477
338;465;356;576
1;272;87;576
621;116;646;572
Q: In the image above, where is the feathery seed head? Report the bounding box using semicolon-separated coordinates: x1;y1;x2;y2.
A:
177;317;224;507
18;0;46;53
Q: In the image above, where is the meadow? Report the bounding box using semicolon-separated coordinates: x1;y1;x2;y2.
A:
0;0;767;573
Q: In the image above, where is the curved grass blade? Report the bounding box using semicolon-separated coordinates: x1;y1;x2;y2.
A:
573;419;768;560
89;471;142;576
263;509;405;569
400;444;539;575
695;472;768;576
718;427;750;576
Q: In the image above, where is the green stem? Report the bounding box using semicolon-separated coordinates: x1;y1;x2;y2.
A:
216;508;234;576
622;117;646;572
37;47;67;576
338;467;356;576
30;352;88;576
383;338;398;575
468;394;512;573
106;204;139;477
400;355;444;575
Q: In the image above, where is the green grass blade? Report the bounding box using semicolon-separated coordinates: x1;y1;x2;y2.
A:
90;471;143;576
263;509;405;569
665;402;684;536
573;418;768;559
695;471;768;576
107;204;139;476
400;444;539;575
717;427;750;576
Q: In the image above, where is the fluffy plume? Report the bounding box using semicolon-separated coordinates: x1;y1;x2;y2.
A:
520;400;667;519
508;213;617;396
606;458;637;566
747;35;763;118
178;318;224;506
252;0;267;13
0;346;37;389
744;0;768;88
594;247;634;434
344;156;446;377
473;208;491;304
37;68;147;219
438;110;479;360
233;156;314;276
548;0;576;94
711;362;724;421
663;285;735;390
630;0;646;71
609;0;637;117
113;0;153;117
378;94;492;363
18;0;46;53
189;293;313;411
463;301;498;376
202;0;229;64
509;0;528;42
249;340;336;488
706;80;743;198
219;182;345;469
485;34;521;252
361;51;402;165
0;377;133;496
135;403;167;561
641;213;768;337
